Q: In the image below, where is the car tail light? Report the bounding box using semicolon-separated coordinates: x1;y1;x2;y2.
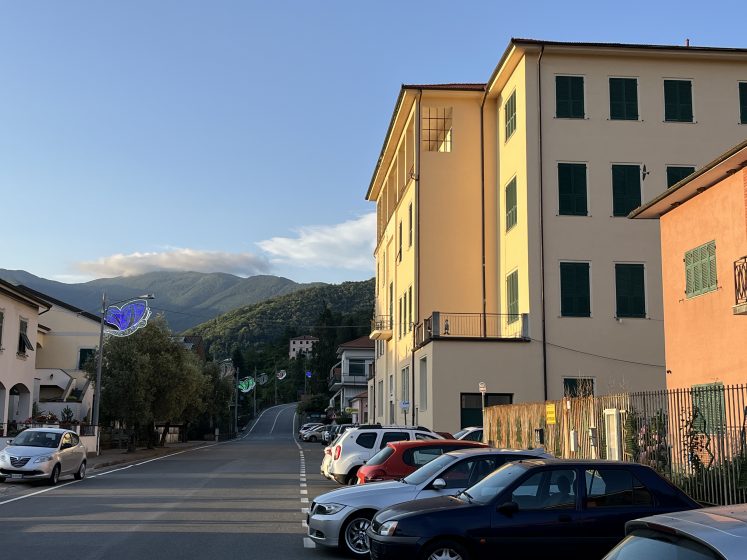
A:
334;445;341;460
366;469;385;482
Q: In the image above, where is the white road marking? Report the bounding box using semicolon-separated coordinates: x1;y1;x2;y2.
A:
300;490;308;495
304;537;316;548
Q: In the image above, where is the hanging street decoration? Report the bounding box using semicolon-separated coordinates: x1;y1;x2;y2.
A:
238;377;255;393
276;370;287;381
305;371;312;378
257;373;269;385
104;299;152;337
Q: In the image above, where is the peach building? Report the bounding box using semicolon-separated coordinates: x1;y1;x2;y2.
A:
631;139;747;390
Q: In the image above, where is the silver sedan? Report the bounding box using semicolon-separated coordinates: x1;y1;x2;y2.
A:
0;428;87;485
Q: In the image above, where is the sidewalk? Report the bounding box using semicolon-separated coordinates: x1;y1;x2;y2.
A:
88;440;208;471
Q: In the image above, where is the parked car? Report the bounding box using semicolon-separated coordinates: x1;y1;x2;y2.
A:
357;439;488;484
367;458;700;560
323;423;355;445
604;503;747;560
453;426;483;442
327;425;442;485
309;447;553;557
0;428;87;485
301;425;326;443
298;422;324;439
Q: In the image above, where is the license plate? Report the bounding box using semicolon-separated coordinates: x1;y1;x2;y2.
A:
11;474;23;479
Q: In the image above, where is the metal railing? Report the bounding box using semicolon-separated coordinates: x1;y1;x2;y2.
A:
371;315;393;332
734;256;747;306
415;312;529;346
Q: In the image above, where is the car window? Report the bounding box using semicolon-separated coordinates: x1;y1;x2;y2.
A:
468;458;499;486
463;430;483;442
71;433;80;446
379;431;410;449
453;429;469;440
355;432;377;449
61;433;73;447
510;469;576;510
466;462;530;504
408;447;443;467
367;446;395;466
605;530;720;560
403;454;456;485
586;469;652;508
415;432;438;440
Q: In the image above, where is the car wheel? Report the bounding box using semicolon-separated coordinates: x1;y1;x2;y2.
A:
340;512;373;557
345;468;359;485
421;540;470;560
74;461;86;480
309;435;317;442
49;464;61;486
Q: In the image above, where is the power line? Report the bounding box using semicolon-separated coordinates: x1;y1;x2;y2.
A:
533;337;664;368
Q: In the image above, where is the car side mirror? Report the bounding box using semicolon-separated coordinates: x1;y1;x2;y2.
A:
497;501;519;515
432;478;447;490
6;439;12;445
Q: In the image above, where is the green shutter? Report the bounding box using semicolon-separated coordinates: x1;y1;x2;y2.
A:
740;83;747;124
505;92;517;139
507;271;519;324
665;80;693;122
610;78;638;120
685;241;717;298
612;164;641;216
556;76;584;118
667;166;696;187
692;383;726;435
558;163;587;216
506;177;517;230
616;264;645;318
561;262;590;317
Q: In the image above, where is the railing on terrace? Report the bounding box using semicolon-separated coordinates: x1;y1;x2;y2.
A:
734;256;747;306
371;315;392;331
415;312;529;346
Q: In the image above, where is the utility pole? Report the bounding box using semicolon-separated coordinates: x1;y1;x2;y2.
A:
234;367;239;435
253;366;257;420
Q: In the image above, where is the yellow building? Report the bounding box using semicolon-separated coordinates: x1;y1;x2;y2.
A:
367;39;747;433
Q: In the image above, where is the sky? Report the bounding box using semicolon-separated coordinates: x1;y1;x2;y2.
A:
1;1;745;285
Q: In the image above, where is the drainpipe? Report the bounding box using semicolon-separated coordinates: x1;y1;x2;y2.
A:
412;90;422;427
537;46;549;401
480;86;488;337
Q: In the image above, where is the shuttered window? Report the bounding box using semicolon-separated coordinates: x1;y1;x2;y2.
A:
556;76;585;119
740;83;747;124
615;264;646;318
685;241;717;298
558;163;588;216
666;166;696;187
560;262;591;317
612;164;641;216
692;382;726;435
664;80;693;122
505;91;517;139
506;270;519;324
505;177;518;230
609;78;638;120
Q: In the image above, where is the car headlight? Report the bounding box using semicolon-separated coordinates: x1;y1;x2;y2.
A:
0;452;7;463
315;503;345;515
378;520;398;536
33;455;54;464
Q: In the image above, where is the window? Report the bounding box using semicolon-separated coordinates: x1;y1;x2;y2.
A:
666;166;696;187
380;431;409;449
585;469;652;507
408;286;412;332
441;457;499;489
560;262;591;317
692;382;726;435
511;469;577;510
564;377;595;397
398;297;403;338
422;106;452;152
741;82;747;124
505;177;517;230
506;270;519;324
505;90;517;139
612;164;642;216
17;318;33;355
609;78;639;120
616;264;646;318
685;241;717;298
348;359;366;376
398;220;402;261
356;432;377;449
556;76;584;118
558;163;588;216
388;283;393;328
377;381;384;415
401;367;409;402
408;202;413;247
419;357;428;411
0;310;4;349
664;79;693;122
78;348;96;370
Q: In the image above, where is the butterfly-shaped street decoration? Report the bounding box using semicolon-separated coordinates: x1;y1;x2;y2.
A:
104;299;152;337
276;370;287;381
238;377;255;393
257;373;269;386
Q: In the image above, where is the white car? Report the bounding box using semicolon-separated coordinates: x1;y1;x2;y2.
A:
453;426;484;442
327;425;441;485
301;425;326;443
0;428;87;485
298;422;323;439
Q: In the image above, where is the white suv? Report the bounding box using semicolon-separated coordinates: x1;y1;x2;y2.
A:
327;425;441;485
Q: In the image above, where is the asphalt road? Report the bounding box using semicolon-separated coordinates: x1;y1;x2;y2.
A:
0;404;344;560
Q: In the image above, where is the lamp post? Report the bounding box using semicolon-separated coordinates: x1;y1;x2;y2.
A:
92;292;154;454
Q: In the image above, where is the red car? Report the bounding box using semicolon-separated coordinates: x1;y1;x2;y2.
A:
356;439;487;484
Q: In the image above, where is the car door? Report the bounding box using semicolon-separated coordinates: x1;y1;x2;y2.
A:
487;467;584;558
70;433;85;469
415;456;493;500
58;432;75;474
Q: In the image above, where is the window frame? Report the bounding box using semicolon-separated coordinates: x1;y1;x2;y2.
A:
563;377;595;397
609;76;639;121
506;269;519;324
685;240;717;298
505;89;517;140
615;263;647;319
663;78;695;123
666;165;696;188
611;163;642;217
559;261;592;318
505;175;518;231
0;309;4;350
555;75;586;119
557;162;589;217
739;82;747;125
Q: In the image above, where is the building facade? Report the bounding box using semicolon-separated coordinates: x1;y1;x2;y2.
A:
329;336;374;417
367;39;747;432
289;335;318;359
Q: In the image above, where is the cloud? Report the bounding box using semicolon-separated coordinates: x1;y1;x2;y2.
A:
257;213;375;270
77;248;271;278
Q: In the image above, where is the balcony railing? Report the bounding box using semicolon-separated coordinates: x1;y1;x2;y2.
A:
734;257;747;307
415;312;529;346
370;315;393;341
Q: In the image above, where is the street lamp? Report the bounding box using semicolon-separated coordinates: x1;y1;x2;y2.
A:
92;292;155;453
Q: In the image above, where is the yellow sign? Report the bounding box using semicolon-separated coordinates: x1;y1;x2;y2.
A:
546;403;557;425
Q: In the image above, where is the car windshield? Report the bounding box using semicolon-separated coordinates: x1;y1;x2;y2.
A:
367;446;395;466
453;429;470;440
403;453;457;485
464;462;531;504
12;431;62;448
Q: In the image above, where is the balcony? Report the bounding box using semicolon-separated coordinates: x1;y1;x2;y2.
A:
369;315;393;341
733;257;747;315
415;312;530;346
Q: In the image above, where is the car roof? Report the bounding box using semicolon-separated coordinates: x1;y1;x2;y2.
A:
387;439;486;450
627;504;747;558
507;458;653;467
18;427;68;434
445;447;553;458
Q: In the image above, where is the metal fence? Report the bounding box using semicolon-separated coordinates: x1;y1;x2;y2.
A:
485;383;747;506
415;312;529;346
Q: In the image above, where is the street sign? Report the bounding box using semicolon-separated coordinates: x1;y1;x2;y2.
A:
545;403;557;425
344;407;358;414
305;371;312;378
478;382;487;394
400;400;410;410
